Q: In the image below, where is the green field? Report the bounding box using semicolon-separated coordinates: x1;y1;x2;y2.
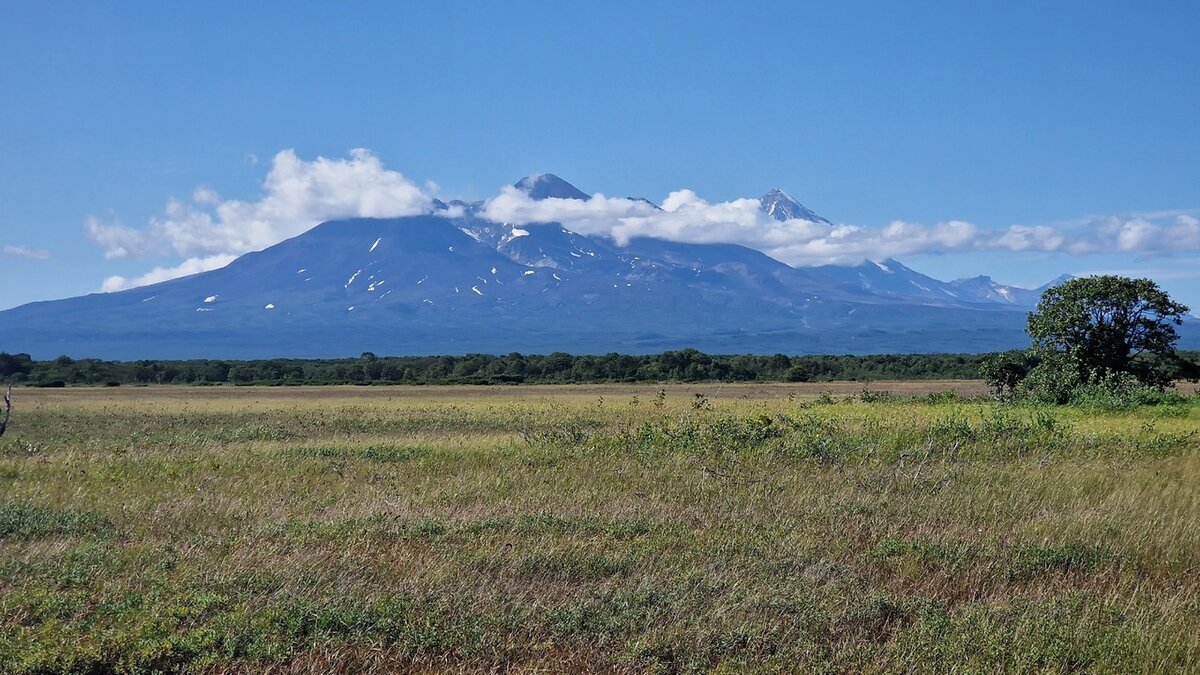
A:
2;383;1199;673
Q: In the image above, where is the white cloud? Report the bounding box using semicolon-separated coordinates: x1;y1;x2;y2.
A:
482;186;1200;265
986;225;1065;252
1064;213;1200;254
192;186;220;206
100;254;237;292
439;203;467;219
764;220;980;265
482;186;660;236
483;186;980;265
86;148;433;265
2;244;50;260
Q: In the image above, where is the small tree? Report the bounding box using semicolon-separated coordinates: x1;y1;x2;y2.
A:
978;351;1029;400
1026;275;1191;390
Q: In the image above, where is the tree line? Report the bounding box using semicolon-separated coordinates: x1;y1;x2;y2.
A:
0;350;1006;386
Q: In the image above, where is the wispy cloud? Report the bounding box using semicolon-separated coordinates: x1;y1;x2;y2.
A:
482;185;660;226
1058;213;1200;254
2;244;50;260
100;254;237;293
86;149;433;290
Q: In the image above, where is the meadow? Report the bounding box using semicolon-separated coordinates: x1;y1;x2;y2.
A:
1;382;1198;673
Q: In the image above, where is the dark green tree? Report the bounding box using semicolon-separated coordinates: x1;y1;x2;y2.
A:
0;353;34;381
1026;276;1191;389
978;351;1029;399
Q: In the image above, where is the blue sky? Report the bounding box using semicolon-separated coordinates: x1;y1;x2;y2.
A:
2;1;1198;310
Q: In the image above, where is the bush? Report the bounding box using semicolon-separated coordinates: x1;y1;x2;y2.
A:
1019;353;1083;405
1068;375;1192;411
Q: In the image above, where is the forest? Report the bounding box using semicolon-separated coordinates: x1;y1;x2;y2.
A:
0;349;1017;386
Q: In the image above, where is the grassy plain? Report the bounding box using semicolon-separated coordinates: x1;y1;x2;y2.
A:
1;382;1199;673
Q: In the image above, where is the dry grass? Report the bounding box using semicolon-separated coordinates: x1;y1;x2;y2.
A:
1;384;1198;672
16;380;993;405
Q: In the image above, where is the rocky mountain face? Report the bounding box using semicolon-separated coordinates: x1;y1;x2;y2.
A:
760;188;831;224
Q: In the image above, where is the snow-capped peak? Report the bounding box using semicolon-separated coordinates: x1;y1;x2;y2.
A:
759;188;831;224
513;173;590;201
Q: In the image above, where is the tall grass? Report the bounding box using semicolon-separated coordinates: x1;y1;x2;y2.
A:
0;386;1197;672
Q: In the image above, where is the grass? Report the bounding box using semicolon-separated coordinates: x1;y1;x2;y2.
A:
0;383;1198;672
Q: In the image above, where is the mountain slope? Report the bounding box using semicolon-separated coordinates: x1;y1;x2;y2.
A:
0;176;1085;359
513;173;590;200
760;188;830;224
950;276;1040;306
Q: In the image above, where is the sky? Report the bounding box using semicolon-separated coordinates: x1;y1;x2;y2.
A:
2;1;1198;310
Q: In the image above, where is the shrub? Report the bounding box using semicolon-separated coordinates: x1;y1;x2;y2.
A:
978;351;1030;400
1019;352;1084;405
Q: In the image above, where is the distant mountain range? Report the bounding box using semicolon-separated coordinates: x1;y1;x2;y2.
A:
0;174;1150;359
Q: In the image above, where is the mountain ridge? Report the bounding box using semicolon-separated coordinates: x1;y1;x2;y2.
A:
0;175;1109;359
760;188;831;224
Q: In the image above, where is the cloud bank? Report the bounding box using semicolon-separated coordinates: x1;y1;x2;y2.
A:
484;187;981;265
484;188;1200;266
88;149;433;290
87;148;1200;289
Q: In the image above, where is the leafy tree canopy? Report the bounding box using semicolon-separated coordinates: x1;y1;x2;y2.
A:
1027;276;1191;387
